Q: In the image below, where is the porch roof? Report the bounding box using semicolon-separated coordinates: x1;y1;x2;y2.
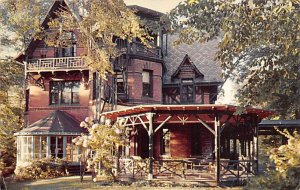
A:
15;110;87;136
100;104;274;120
258;119;300;135
259;119;300;127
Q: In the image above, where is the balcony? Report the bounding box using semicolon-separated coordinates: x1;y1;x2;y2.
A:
116;40;163;61
25;57;87;72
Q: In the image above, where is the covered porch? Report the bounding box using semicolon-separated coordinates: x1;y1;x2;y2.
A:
101;104;273;184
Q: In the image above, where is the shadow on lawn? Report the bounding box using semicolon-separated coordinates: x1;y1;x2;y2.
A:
6;175;234;190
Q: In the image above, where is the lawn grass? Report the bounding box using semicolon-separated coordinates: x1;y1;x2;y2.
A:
6;175;242;190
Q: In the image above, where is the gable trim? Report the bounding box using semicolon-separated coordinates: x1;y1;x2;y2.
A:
171;54;204;80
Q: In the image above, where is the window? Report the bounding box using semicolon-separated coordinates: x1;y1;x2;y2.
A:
55;32;77;57
161;129;170;155
116;72;125;94
92;72;98;100
18;136;33;162
142;70;152;97
181;79;194;103
55;45;76;57
50;81;80;105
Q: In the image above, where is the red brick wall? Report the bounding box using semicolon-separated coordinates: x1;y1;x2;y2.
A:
31;40;85;59
200;126;214;156
26;71;90;125
170;127;192;158
127;59;162;104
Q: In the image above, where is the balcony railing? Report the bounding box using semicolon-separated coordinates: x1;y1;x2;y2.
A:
116;39;162;60
26;57;87;72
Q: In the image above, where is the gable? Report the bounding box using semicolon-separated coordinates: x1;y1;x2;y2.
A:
171;54;204;80
15;0;71;62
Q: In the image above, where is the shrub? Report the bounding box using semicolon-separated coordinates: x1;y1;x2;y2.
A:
15;157;67;180
245;130;300;190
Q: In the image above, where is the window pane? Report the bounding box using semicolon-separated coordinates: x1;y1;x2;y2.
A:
117;82;125;94
61;82;71;104
72;82;80;104
142;71;150;83
161;129;170;155
50;137;56;157
66;137;73;162
72;82;80;92
57;136;63;158
34;136;41;159
41;136;47;158
143;83;150;96
50;82;59;104
142;71;152;97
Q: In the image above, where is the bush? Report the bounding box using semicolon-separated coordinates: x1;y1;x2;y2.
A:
15;157;67;180
245;130;300;190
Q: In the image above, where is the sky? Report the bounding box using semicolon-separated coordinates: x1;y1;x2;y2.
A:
124;0;183;13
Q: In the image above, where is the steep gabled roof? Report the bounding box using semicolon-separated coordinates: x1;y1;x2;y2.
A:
128;5;164;20
163;35;223;84
171;54;204;79
15;0;72;62
15;110;87;135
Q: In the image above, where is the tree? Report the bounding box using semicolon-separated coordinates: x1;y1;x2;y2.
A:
40;0;152;77
0;0;52;52
170;0;300;118
72;117;128;181
246;129;300;190
0;59;24;169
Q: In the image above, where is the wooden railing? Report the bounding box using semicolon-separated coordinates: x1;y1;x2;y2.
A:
26;57;87;71
220;159;257;182
117;157;257;182
115;39;162;60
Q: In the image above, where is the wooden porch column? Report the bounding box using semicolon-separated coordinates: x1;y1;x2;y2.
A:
147;113;154;180
63;136;67;158
255;116;259;173
214;114;221;184
47;136;51;157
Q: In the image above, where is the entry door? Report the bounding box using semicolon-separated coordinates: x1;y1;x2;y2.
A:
191;126;202;156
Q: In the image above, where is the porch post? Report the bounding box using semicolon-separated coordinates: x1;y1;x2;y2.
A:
255;116;259;173
147;112;154;180
214;114;221;184
47;136;51;157
63;136;67;158
32;136;35;160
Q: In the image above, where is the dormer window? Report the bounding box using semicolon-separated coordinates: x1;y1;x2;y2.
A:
181;79;194;104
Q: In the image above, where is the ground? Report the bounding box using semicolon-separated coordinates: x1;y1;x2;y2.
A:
6;176;242;190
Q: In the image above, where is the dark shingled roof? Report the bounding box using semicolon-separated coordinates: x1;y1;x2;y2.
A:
15;110;87;135
127;5;164;20
163;35;223;84
259;120;300;127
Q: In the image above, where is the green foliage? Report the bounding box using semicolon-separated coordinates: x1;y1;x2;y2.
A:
73;117;128;179
170;0;300;118
246;130;300;190
43;0;152;78
0;59;24;168
270;129;300;175
15;157;67;180
0;0;52;50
